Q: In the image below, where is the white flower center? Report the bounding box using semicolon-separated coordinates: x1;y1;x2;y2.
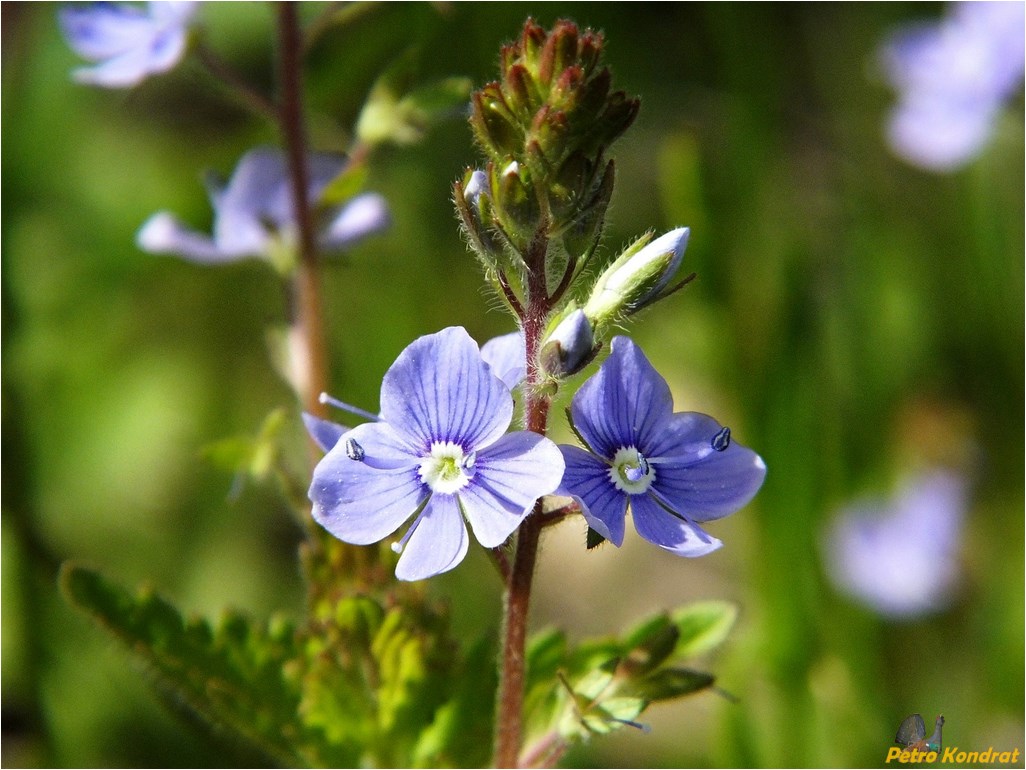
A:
418;441;475;494
609;446;656;494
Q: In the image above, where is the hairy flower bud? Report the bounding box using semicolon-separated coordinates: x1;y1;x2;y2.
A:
468;18;638;178
584;228;690;326
454;168;503;266
541;308;596;377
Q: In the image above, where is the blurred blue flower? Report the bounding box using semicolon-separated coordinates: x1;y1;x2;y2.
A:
558;336;766;556
880;1;1025;171
137;147;389;266
823;470;968;618
60;1;197;88
308;327;564;581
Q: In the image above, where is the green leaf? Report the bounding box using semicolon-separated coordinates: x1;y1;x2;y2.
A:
319;163;370;209
59;563;309;766
411;635;495;768
620;613;679;676
200;408;289;481
629;667;715;702
401;77;473;118
671;600;738;658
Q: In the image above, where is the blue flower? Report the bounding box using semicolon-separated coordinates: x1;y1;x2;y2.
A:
558;336;765;556
60;2;197;88
137;146;390;266
880;1;1025;171
823;471;967;618
309;327;565;581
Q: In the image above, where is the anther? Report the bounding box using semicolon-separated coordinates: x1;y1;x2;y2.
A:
344;437;365;461
712;427;731;452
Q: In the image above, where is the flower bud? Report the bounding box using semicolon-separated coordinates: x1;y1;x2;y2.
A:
583;227;690;324
454;168;502;266
540;308;596;377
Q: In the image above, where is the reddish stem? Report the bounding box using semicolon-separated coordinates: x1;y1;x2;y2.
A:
276;3;328;419
493;233;553;768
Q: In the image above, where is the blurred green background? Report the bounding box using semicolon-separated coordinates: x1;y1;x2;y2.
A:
3;2;1023;767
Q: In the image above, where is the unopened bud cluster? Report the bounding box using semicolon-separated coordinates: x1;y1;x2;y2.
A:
455;19;638;280
454;19;692;381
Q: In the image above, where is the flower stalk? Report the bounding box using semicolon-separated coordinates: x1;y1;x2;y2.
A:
494;289;551;768
275;2;328;420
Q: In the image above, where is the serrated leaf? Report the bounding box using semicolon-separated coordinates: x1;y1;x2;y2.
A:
60;563;308;766
671;600;738;658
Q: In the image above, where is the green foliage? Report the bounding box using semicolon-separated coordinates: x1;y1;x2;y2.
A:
521;601;736;757
59;562;496;768
356;51;472;148
59;563;309;766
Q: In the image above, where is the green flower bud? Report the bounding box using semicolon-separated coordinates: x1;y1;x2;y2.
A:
584;227;690;325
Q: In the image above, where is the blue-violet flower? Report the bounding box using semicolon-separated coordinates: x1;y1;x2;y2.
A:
822;470;967;618
60;1;197;88
879;1;1025;171
309;326;564;581
558;336;765;556
137;146;389;266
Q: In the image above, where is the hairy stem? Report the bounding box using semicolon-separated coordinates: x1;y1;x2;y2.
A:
276;3;328;420
494;238;553;768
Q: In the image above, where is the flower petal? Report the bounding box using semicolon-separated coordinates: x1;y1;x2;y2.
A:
212;148;288;255
480;330;527;391
308;422;423;545
60;4;153;60
570;336;673;459
631;494;723;557
651;424;767;522
379;326;513;451
302;413;348;453
137;212;241;263
60;2;193;88
645;411;724;463
558;445;627;546
459;431;565;548
320;193;390;253
395;494;470;581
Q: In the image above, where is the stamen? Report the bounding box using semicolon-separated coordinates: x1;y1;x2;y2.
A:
463;450;477;470
344;437;365;462
712;426;731;452
318;392;381;423
391;511;424;554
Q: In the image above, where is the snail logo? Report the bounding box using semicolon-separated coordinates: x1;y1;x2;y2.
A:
896;714;945;753
885;714;1022;765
